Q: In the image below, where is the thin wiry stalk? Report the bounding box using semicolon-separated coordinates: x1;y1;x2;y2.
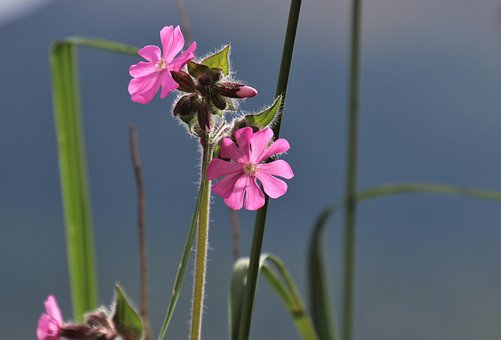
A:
238;1;303;339
342;1;363;339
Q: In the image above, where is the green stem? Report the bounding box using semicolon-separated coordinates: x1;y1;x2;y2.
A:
342;0;363;339
238;1;302;339
190;140;213;340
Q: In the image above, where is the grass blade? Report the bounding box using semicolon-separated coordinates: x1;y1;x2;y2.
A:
239;0;303;338
50;37;138;319
230;254;318;340
51;42;97;319
308;182;501;340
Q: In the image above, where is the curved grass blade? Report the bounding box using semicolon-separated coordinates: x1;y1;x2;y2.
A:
230;254;319;340
308;182;501;340
50;37;138;319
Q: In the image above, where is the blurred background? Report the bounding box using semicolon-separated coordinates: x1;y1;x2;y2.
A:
1;0;501;338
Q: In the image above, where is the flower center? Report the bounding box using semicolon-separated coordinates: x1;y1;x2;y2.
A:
156;60;167;70
243;163;258;176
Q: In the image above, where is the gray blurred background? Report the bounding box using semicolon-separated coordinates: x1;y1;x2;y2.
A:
1;0;501;339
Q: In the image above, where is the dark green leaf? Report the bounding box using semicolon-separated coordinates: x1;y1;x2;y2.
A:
113;285;144;340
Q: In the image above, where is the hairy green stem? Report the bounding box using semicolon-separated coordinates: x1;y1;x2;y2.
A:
237;1;302;339
342;1;363;339
190;140;213;340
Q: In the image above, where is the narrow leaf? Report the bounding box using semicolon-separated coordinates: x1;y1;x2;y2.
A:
230;254;318;340
308;182;501;340
51;41;97;319
113;285;144;340
50;37;138;319
201;45;231;75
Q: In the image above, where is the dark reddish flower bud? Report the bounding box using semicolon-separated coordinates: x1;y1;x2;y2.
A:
197;105;212;132
215;82;258;98
173;93;202;117
170;71;197;93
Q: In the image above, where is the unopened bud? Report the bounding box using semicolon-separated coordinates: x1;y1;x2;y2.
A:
215;82;258;98
173;93;201;117
171;71;197;93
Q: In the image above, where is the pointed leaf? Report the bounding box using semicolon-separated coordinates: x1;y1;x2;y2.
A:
244;95;283;129
113;285;144;340
201;45;231;76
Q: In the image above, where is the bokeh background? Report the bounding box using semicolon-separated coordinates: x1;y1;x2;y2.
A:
2;0;501;339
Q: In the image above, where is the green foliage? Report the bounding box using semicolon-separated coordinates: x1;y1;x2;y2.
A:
50;37;138;320
244;95;283;130
230;254;319;340
308;182;501;340
113;285;144;340
201;45;231;76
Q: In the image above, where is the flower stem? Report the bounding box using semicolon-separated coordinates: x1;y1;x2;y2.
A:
342;1;363;340
190;139;213;340
237;1;302;339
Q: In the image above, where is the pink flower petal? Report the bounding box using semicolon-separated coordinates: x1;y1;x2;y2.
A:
212;171;243;199
128;74;162;104
129;61;157;78
220;137;245;163
159;71;179;98
161;25;184;61
138;45;161;62
259;160;294;179
244;178;265;210
223;175;249;210
37;314;59;340
257;138;290;162
234;127;253;162
170;41;197;72
249;128;274;163
255;173;288;199
207;158;243;180
44;295;63;324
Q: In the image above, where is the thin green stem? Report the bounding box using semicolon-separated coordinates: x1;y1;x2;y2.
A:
342;0;363;340
238;1;302;339
190;140;213;340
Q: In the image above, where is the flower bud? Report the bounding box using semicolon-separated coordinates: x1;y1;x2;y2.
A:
215;82;258;98
173;93;201;117
170;71;197;93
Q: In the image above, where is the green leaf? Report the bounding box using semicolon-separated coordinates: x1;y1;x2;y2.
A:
201;45;231;76
157;168;210;340
308;182;501;340
187;61;210;78
244;95;283;129
230;254;318;340
50;37;139;320
113;285;144;340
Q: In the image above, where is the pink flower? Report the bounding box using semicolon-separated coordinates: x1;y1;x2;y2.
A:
129;25;196;104
207;127;294;210
37;295;63;340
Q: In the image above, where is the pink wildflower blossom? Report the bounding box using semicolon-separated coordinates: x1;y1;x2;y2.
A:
207;127;294;210
37;295;64;340
129;25;196;104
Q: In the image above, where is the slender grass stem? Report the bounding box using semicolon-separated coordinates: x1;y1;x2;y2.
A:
190;140;213;340
237;1;302;339
342;2;363;339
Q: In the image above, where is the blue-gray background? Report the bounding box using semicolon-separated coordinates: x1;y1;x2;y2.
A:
2;0;501;339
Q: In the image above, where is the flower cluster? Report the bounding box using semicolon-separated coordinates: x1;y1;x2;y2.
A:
128;24;293;210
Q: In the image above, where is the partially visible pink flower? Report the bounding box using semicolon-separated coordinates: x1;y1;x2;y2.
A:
129;25;196;104
37;295;63;340
207;127;294;210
